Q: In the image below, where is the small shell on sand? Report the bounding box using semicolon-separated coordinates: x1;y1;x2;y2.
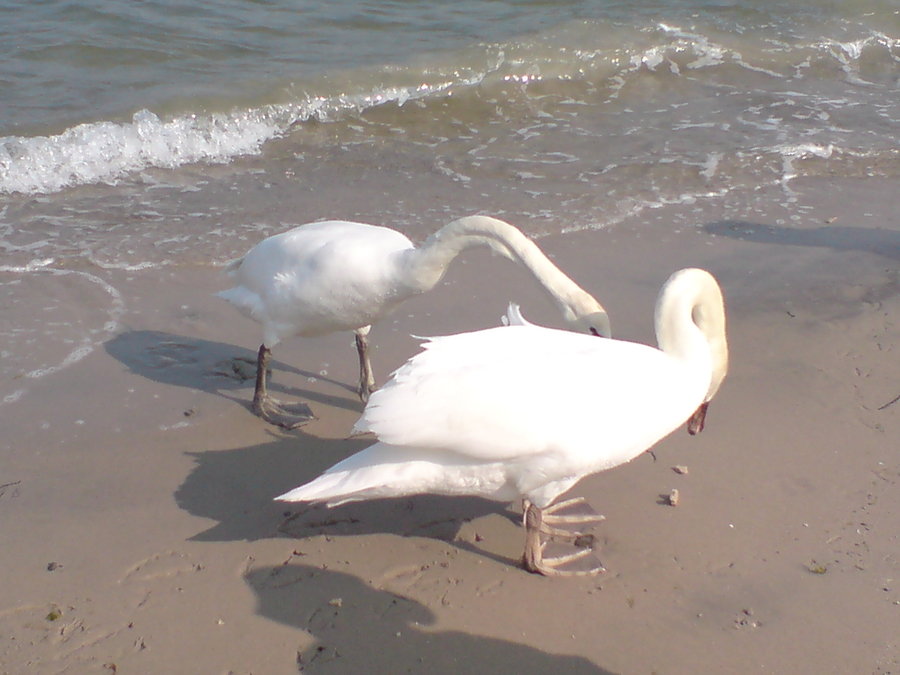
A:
672;465;689;475
667;489;680;506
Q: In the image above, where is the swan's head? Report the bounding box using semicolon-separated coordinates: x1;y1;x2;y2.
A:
564;300;612;339
570;311;612;339
503;302;610;338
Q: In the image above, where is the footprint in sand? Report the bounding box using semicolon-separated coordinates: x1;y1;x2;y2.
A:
0;601;142;672
120;550;203;585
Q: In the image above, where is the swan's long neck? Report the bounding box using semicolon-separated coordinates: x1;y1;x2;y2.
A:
404;215;610;336
655;268;729;402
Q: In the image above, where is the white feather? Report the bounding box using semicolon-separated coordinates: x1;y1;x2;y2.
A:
501;302;535;327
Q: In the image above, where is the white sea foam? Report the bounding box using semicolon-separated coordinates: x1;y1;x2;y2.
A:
558;183;733;235
3;390;26;405
0;72;488;196
700;152;723;181
630;24;787;83
0;109;281;195
1;18;895;200
0;265;126;407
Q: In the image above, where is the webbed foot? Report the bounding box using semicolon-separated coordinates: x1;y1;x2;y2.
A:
524;540;606;577
522;501;605;577
252;396;315;430
250;344;315;429
525;497;606;542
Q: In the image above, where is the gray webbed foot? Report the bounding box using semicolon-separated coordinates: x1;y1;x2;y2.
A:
251;344;315;429
522;501;605;577
252;396;315;430
531;497;606;541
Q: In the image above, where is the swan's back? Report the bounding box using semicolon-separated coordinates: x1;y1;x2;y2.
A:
357;325;710;474
218;221;415;342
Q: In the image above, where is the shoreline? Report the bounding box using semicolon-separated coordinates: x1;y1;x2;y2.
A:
1;177;898;674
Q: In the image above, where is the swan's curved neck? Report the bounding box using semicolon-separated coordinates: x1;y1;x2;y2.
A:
404;215;608;333
655;268;729;401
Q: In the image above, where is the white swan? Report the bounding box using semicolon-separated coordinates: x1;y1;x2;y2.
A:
276;268;728;576
218;215;610;429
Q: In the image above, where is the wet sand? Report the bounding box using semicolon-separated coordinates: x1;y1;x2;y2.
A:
1;177;898;674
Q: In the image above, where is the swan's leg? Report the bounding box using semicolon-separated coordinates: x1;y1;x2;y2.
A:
354;326;376;403
522;502;605;577
251;344;314;429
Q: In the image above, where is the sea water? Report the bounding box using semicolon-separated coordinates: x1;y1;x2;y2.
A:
1;0;898;401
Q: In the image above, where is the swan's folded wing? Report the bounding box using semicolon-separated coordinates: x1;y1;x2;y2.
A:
355;325;692;463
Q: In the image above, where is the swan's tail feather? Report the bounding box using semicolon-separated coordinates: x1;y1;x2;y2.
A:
275;442;440;507
215;258;247;305
274;442;496;506
276;471;373;507
501;302;534;327
222;257;244;276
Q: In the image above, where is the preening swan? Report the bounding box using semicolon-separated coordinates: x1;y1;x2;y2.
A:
218;215;609;429
277;268;729;576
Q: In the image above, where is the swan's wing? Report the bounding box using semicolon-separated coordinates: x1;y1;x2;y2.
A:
234;221;412;291
217;221;415;339
355;325;703;464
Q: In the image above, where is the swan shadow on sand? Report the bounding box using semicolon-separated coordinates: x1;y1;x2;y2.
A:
704;220;900;261
104;329;363;414
105;330;520;557
246;563;617;674
174;433;516;556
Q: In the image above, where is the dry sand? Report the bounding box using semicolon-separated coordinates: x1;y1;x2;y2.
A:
1;177;898;674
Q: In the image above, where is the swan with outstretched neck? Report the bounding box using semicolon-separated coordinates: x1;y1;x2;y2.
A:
218;215;610;428
277;268;729;576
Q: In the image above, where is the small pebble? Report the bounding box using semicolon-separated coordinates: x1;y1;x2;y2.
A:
46;561;61;571
672;465;689;475
668;489;680;506
328;598;343;608
808;561;827;574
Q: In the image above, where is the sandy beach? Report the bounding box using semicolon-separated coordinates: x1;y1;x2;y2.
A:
1;177;898;674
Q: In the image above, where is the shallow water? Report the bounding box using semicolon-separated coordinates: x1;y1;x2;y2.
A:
1;0;898;404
